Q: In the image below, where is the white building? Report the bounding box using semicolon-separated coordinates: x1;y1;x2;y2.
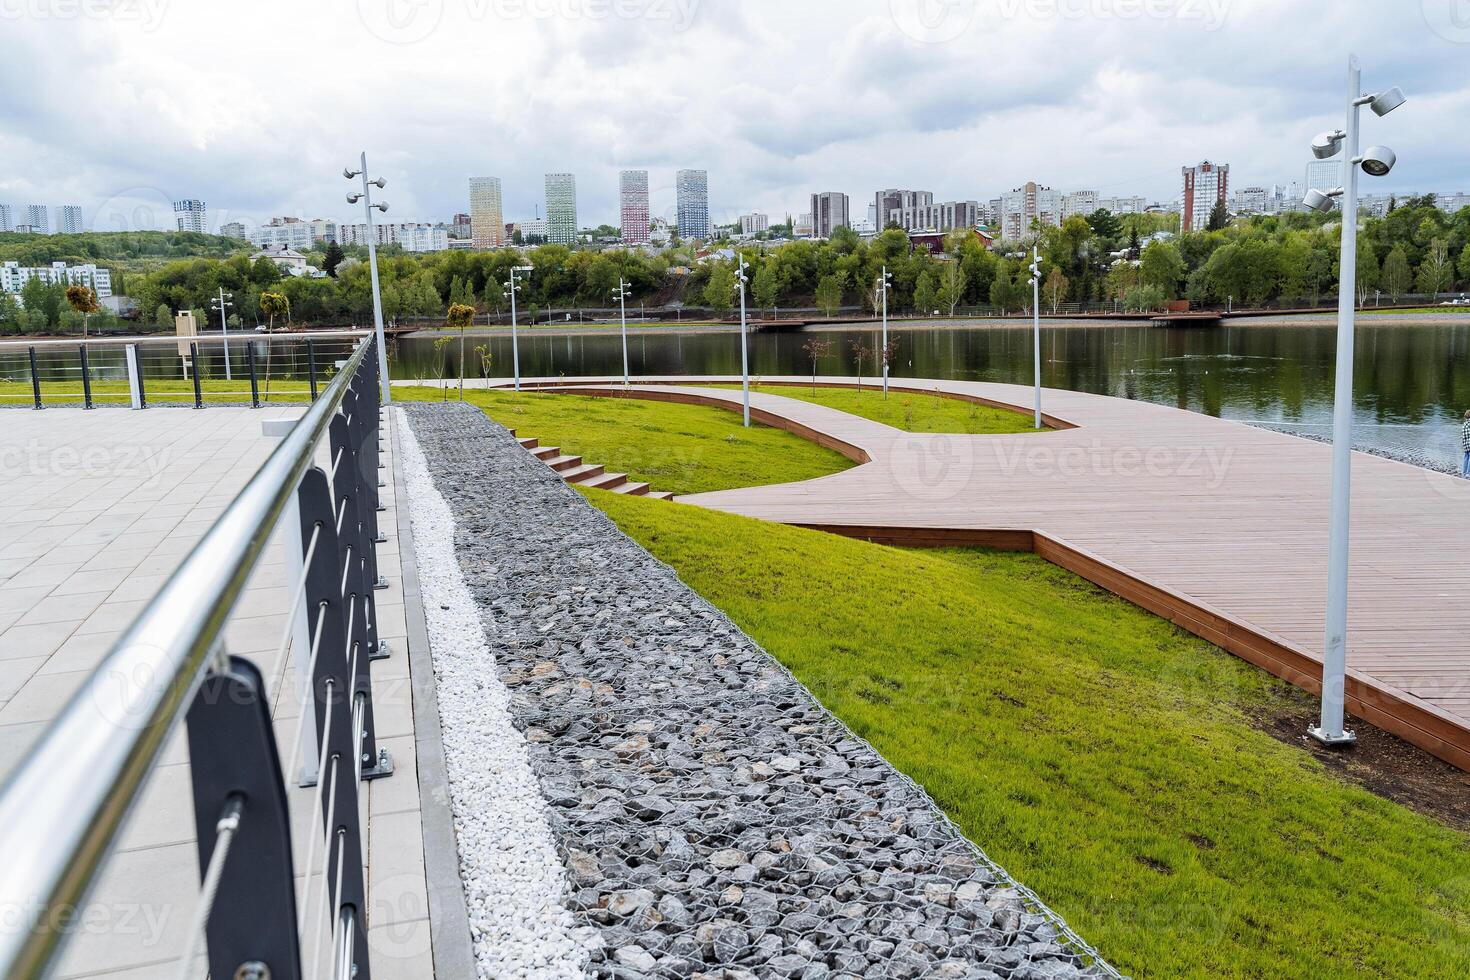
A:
309;218;337;244
469;176;505;248
0;204;10;231
57;205;84;234
1181;161;1229;231
1097;195;1147;215
336;221;448;253
220;221;247;240
1;261;112;299
999;182;1061;240
1231;186;1271;214
1061;190;1099;221
738;212;769;235
248;218;314;251
794;212;813;237
173;199;207;234
1436;192;1470;213
545;173;578;244
23;205;49;234
250;246;313;276
619;171;650;244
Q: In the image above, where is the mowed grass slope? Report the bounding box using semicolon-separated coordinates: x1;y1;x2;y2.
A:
712;382;1041;434
585;490;1470;979
397;386;853;495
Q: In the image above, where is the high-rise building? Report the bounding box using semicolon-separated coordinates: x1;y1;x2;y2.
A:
23;205;49;234
57;205;84;234
1097;195;1147;214
544;173;578;244
220;221;247;240
809;192;849;238
999;182;1061;240
0;204;12;232
1180;161;1229;231
173;199;207;233
1;261;112;299
1305;160;1343;197
619;170;650;244
247;218;314;251
1061;190;1098;221
676;169;709;240
451;213;472;239
873;189;933;229
1231;186;1271;214
469;177;505;248
738;213;769;235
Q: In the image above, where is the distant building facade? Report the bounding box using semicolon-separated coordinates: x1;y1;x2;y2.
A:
451;212;471;239
619;170;650;244
173;199;207;234
23;205;49;234
248;218;314;251
220;221;247;240
809;191;849;238
469;177;506;248
739;212;769;235
999;182;1061;240
0;204;10;231
676;169;710;240
1061;190;1098;221
1097;195;1147;214
544;173;578;244
1;261;112;299
337;221;448;253
1180;161;1229;231
57;205;84;234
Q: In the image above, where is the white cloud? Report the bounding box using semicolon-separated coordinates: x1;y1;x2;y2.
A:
0;0;1465;232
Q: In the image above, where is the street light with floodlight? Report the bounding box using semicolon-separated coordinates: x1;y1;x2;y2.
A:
502;265;534;391
877;267;893;396
210;289;233;381
613;279;632;386
343;152;392;403
736;254;750;427
1301;54;1404;748
1027;246;1043;428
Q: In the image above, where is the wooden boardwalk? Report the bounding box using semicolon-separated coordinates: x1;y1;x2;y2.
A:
492;375;1470;771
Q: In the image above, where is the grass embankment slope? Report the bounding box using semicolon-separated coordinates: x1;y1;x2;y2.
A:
587;491;1470;978
711;382;1041;434
396;386;852;495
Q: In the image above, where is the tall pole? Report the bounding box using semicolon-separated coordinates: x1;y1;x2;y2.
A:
880;265;889;396
738;254;750;428
1314;55;1363;746
358;151;392;404
216;287;232;381
1031;246;1043;429
508;268;522;392
617;278;630;386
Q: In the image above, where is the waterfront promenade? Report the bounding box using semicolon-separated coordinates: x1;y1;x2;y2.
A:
485;375;1470;771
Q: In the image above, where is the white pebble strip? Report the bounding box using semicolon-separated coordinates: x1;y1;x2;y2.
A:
394;409;597;979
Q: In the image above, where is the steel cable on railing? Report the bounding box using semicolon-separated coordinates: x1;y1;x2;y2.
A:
323;829;348;980
173;796;244;980
308;756;342;979
283;603;330;789
296;681;336;937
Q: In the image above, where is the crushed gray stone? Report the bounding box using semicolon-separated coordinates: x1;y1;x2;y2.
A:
404;402;1120;980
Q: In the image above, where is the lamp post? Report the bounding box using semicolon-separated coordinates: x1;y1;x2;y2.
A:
878;266;892;396
736;254;750;427
1301;55;1405;747
613;278;632;386
502;265;533;391
1028;246;1043;429
344;152;391;404
210;288;233;381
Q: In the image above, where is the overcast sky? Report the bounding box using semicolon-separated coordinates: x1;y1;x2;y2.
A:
3;0;1468;233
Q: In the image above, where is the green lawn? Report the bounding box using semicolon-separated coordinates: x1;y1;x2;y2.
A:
1;378;314;405
711;382;1042;434
396;386;852;495
583;491;1470;978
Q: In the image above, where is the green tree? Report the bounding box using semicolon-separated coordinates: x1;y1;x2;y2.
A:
751;262;779;310
259;292;289;330
937;261;968;315
1043;266;1069;313
1417;239;1453;300
1381;244;1411;302
703;263;735;313
1206;200;1229;231
66;285;101;337
154;302;173;330
1457;241;1470;287
322;241;346;278
913;270;938;313
1139;241;1185;298
814;274;844;316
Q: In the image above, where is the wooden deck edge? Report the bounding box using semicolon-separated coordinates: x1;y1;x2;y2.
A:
697;379;1078;430
798;521;1470;772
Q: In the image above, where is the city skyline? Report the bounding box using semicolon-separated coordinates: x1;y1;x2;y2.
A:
4;3;1468;235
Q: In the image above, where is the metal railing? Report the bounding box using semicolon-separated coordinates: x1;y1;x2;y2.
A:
0;331;369;409
0;335;395;980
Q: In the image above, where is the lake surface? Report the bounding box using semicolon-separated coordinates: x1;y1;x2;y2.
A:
5;321;1468;467
391;321;1470;468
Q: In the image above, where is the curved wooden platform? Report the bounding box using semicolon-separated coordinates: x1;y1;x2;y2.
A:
460;375;1470;771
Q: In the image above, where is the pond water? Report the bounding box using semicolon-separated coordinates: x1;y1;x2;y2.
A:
5;321;1468;467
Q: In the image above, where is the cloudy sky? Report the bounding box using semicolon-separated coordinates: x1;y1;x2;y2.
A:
3;0;1468;233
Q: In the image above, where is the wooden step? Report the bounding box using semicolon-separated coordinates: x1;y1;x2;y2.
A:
517;437;539;449
545;455;582;472
531;445;559;460
560;463;605;484
646;491;676;501
613;481;650;496
579;472;628;491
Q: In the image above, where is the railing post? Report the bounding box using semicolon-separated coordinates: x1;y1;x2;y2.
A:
307;339;319;401
27;346;42;410
78;345;94;410
124;343;146;409
190;342;204;409
185;653;303;980
247;343;261;408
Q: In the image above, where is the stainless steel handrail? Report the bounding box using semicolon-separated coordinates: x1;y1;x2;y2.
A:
0;329;371;351
0;338;373;979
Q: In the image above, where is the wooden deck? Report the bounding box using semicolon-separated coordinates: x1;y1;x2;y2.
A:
488;375;1470;772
